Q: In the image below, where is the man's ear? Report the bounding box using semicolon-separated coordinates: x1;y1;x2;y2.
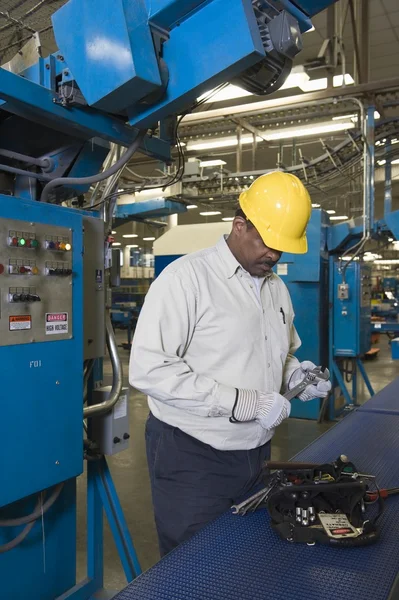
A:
232;216;247;237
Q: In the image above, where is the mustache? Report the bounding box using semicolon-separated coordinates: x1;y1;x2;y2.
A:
263;259;278;267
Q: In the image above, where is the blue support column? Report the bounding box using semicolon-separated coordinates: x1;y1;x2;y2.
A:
385;139;392;218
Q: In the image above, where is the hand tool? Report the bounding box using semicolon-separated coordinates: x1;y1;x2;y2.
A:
231;474;279;515
284;366;330;402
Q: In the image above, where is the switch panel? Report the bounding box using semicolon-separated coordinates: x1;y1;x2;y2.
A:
0;218;73;346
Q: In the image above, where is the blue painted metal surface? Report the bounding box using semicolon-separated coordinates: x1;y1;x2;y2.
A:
128;0;266;128
1;480;77;600
0;68;171;162
154;254;183;277
146;0;209;29
53;0;162;113
0;196;84;508
112;406;399;600
278;210;329;419
333;262;371;357
115;199;187;224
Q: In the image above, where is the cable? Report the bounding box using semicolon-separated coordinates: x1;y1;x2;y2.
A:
0;483;64;527
0;515;38;554
0;163;52;181
41;130;147;203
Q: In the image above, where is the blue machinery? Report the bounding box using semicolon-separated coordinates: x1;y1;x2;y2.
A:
0;1;338;599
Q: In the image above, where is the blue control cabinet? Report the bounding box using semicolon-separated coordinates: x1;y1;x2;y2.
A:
333;261;372;357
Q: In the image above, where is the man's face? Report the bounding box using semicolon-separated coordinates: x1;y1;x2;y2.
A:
231;217;282;276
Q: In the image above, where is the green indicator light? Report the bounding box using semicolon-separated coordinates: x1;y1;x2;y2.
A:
31;239;39;248
19;238;26;246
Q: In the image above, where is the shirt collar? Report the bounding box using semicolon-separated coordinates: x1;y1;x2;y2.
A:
216;236;241;279
216;236;277;281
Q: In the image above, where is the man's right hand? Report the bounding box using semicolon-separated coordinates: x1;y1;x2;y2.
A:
230;390;291;429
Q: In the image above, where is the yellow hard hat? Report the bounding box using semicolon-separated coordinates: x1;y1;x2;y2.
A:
239;171;312;254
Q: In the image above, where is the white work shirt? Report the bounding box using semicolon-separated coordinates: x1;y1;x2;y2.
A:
129;236;301;451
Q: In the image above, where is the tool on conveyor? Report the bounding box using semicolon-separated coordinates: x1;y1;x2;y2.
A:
232;455;389;547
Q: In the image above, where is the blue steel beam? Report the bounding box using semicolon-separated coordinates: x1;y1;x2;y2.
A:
0;68;171;162
145;0;208;29
114;199;187;225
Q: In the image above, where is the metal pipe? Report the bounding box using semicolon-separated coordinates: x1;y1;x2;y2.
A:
349;0;362;84
360;0;370;85
236;126;242;172
252;132;257;171
0;148;49;168
83;313;123;418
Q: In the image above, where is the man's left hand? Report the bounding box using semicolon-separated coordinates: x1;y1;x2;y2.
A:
288;360;331;402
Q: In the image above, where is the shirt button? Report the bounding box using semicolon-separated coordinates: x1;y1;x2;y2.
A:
265;335;268;340
268;363;271;368
250;285;253;288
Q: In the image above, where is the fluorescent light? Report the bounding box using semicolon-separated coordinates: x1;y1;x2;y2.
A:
198;84;252;103
312;203;321;208
393;159;399;164
123;234;138;238
200;211;221;216
332;114;357;121
187;204;198;209
374;259;399;265
222;217;234;221
378;159;386;166
327;209;336;214
112;242;121;246
388;237;394;242
374;110;381;119
199;160;227;167
209;197;214;200
111;230;117;234
377;159;399;166
126;244;139;248
300;73;354;92
143;237;156;241
330;215;348;221
187;121;354;151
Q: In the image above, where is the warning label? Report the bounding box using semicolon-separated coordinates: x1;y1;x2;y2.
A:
45;312;68;335
9;315;32;331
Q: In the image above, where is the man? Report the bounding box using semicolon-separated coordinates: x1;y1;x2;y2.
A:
129;171;331;556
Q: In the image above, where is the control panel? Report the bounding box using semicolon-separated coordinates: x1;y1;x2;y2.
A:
0;218;73;346
333;262;372;357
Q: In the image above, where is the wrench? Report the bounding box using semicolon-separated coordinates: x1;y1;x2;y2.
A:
284;366;330;402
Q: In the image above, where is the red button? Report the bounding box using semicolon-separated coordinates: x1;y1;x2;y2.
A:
11;237;18;246
0;264;4;275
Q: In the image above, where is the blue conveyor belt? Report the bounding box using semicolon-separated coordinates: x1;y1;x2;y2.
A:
114;397;399;600
357;375;399;415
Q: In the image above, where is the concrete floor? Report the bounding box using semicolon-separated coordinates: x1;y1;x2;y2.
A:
77;332;398;592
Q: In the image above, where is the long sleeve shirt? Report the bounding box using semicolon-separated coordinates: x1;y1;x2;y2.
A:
129;236;301;451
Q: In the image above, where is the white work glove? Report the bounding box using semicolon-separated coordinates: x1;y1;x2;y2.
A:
230;390;291;430
288;360;331;402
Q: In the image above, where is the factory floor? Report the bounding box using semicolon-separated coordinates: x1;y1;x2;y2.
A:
76;332;398;592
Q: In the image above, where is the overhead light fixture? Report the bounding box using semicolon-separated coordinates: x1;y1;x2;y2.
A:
326;209;336;214
330;215;348;221
126;244;139;248
374;110;381;119
332;114;357;121
187;121;354;151
199;160;227;167
388;237;394;242
312;203;321;208
300;73;354;92
143;237;156;241
209;197;214;200
200;211;221;216
123;234;138;238
186;204;198;209
374;259;399;265
222;217;234;221
378;159;386;166
197;84;252;103
112;242;121;246
111;230;117;234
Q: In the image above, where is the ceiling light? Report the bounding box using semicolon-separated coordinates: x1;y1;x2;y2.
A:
143;237;156;241
330;215;348;221
332;114;357;121
112;242;121;246
187;204;198;209
209;197;214;200
199;160;227;167
126;244;139;248
300;73;354;93
374;110;381;119
377;159;386;166
200;211;221;216
111;230;117;234
374;259;399;265
312;203;321;208
327;209;336;214
393;159;399;164
388;237;394;242
123;234;138;238
197;84;252;103
186;122;354;151
222;217;234;221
